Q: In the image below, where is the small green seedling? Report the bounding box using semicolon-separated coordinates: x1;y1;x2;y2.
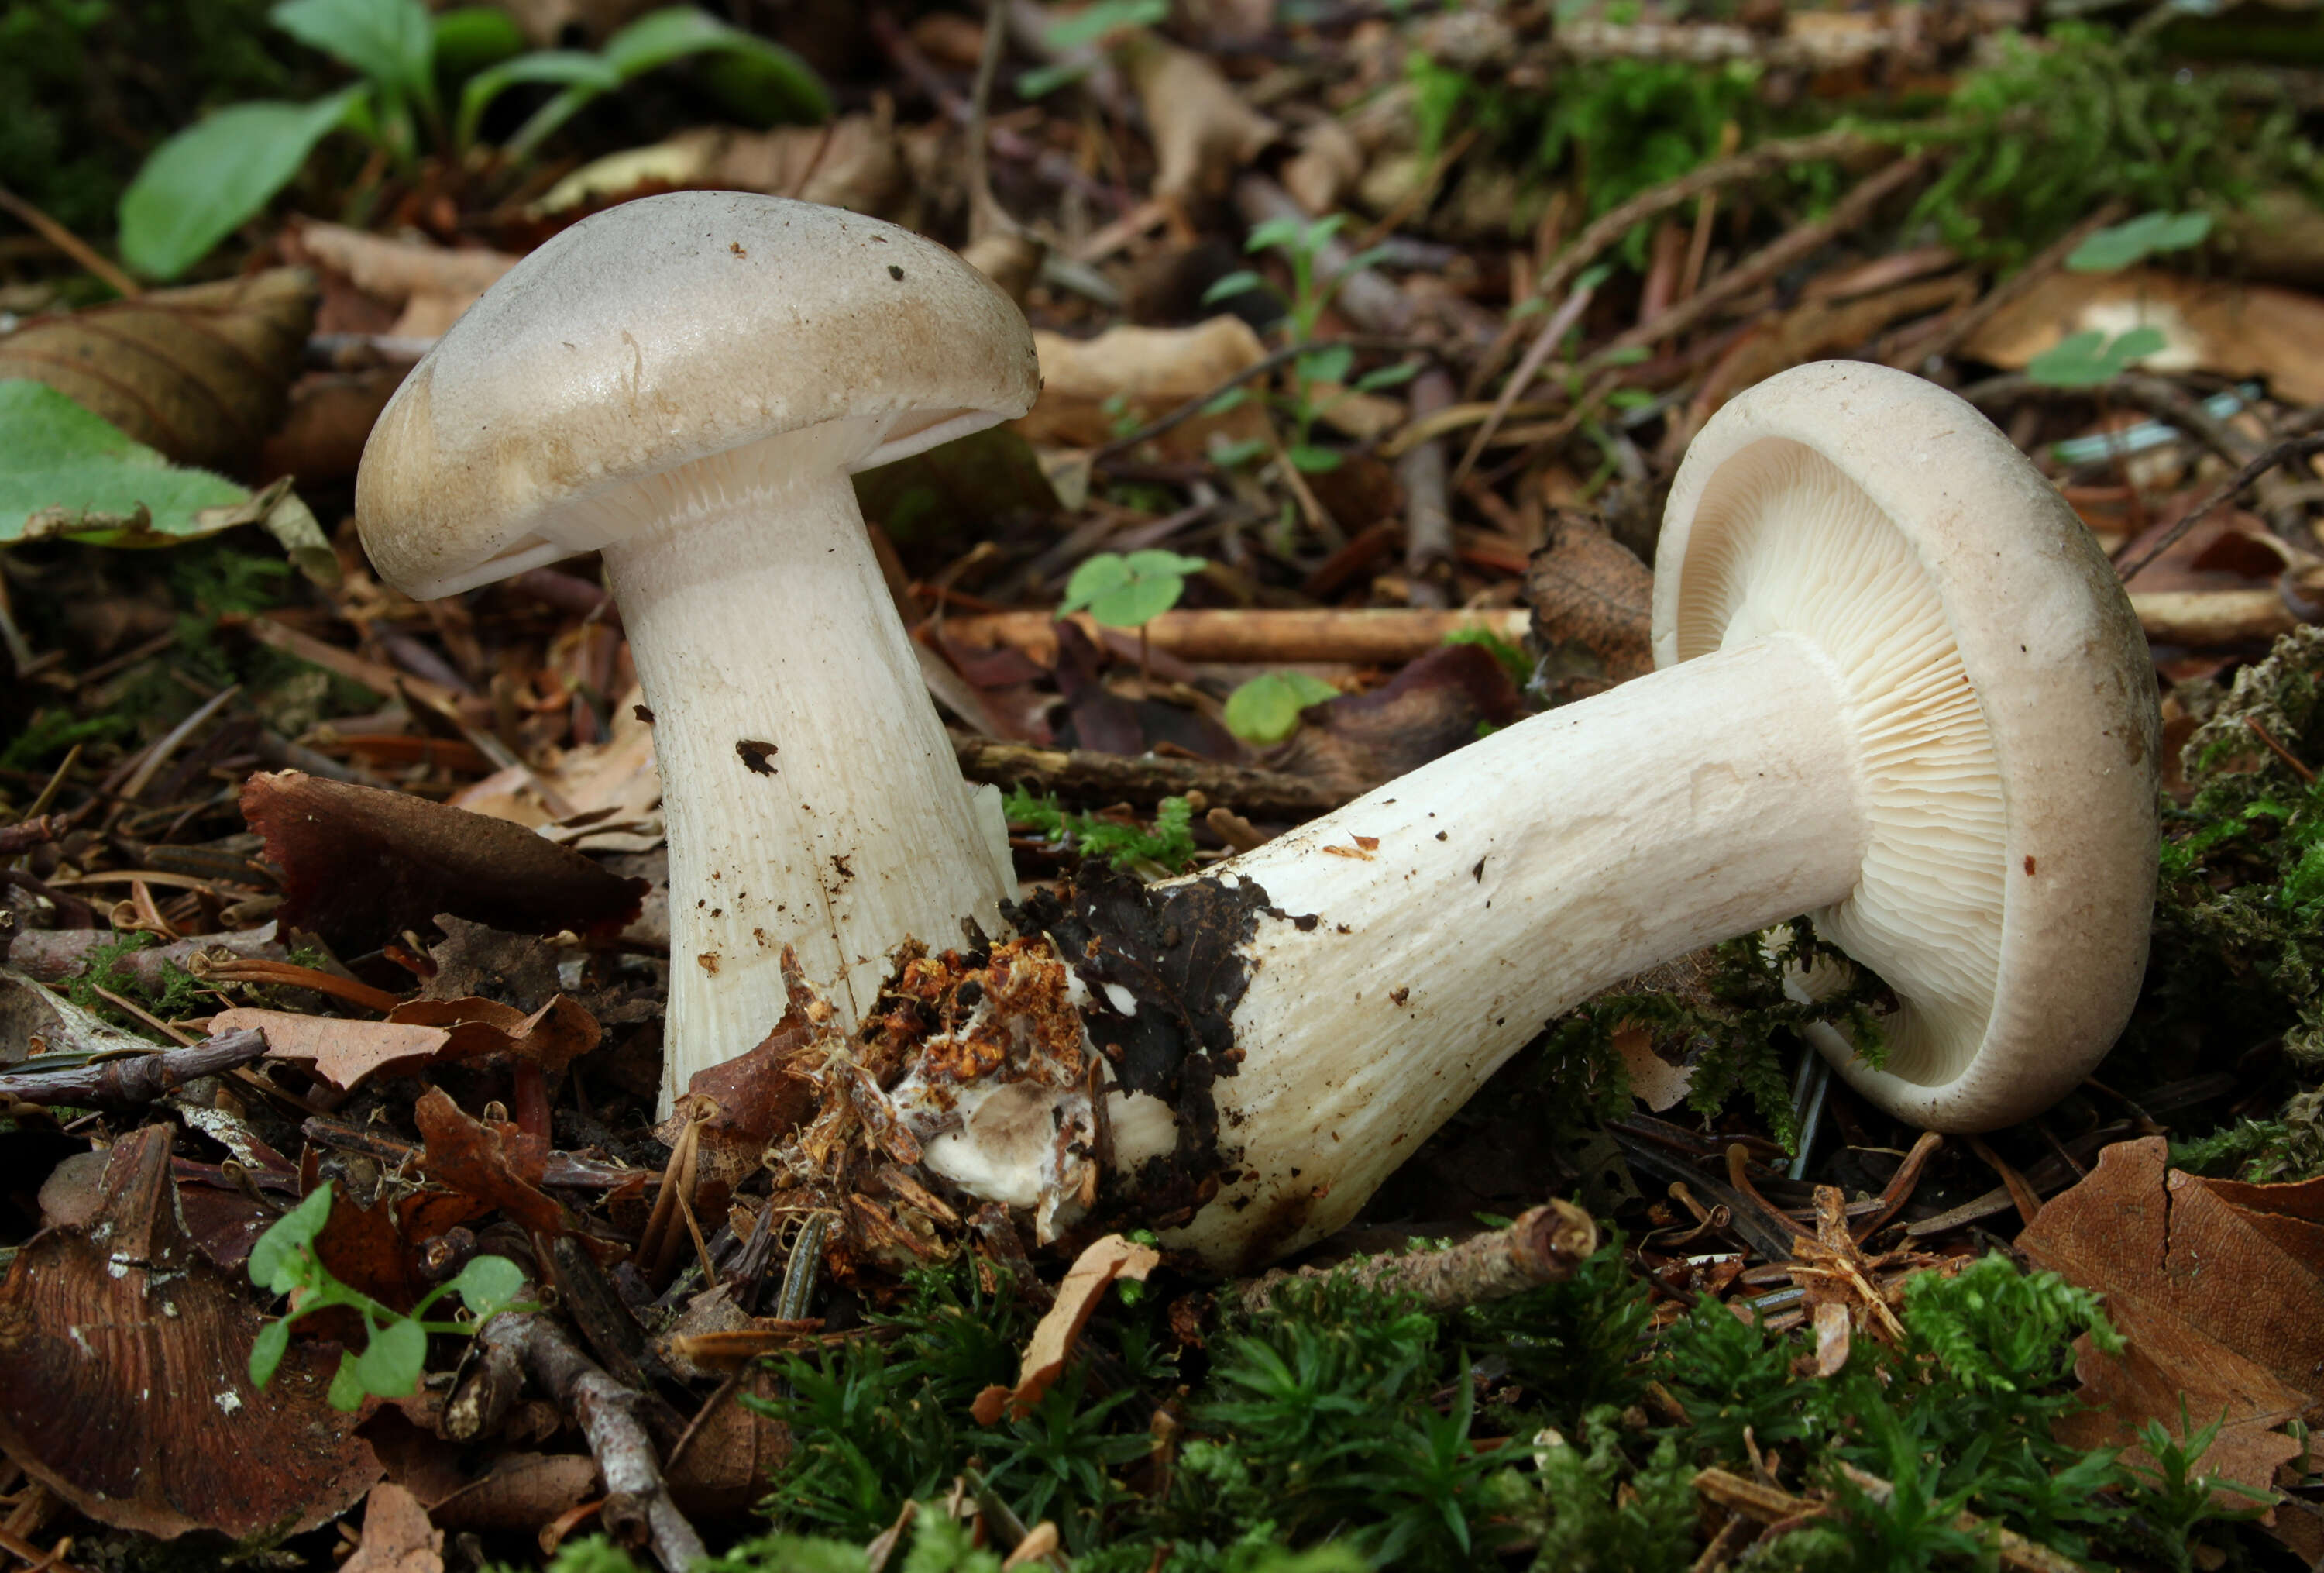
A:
1057;549;1208;628
119;0;827;280
1018;0;1167;97
1225;671;1341;745
248;1184;528;1411
2025;326;2168;389
2067;210;2214;274
1200;215;1415;476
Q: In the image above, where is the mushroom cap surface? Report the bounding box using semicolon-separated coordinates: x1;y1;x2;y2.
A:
356;191;1042;598
1653;360;2159;1131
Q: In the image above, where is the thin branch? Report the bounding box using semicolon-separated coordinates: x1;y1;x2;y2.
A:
0;1029;267;1107
2110;433;2324;583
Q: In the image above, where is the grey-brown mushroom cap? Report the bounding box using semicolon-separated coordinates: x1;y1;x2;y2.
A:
355;191;1042;599
1653;360;2160;1132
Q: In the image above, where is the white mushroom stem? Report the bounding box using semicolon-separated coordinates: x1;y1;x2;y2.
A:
1114;631;1870;1267
600;437;1012;1112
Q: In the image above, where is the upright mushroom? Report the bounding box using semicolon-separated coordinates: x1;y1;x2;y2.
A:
961;361;2158;1268
355;192;1040;1110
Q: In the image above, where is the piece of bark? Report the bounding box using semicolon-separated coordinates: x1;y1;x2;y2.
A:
0;1127;382;1538
4;921;284;991
1238;1200;1598;1314
0;1027;266;1106
241;771;646;952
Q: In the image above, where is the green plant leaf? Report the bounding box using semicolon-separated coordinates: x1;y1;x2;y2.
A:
1225;670;1341;743
249;1184;335;1296
328;1349;367;1411
2024;326;2167;388
505;7;827;160
118;86;366;280
449;1255;527;1320
456;50;617;149
1246;215;1308;254
1015;60;1088;98
2067;208;2215;272
432;6;527;76
1057;549;1206;627
356;1314;428;1398
1286;444;1342;473
248;1316;292;1389
1044;0;1167;48
1297;345;1354;388
1200;386;1253;416
1355;360;1422;393
270;0;435;103
1202;270;1267;305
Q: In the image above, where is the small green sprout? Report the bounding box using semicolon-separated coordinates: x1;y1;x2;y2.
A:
2067;209;2215;273
2025;326;2168;389
1224;671;1341;745
1056;549;1208;628
248;1185;528;1410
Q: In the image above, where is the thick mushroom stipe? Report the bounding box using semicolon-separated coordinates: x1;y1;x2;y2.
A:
353;194;1040;1113
1057;360;2161;1270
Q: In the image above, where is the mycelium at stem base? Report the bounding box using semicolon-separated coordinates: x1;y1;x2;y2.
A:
598;438;1014;1113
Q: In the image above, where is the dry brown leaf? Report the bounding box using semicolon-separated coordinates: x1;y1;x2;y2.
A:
1020;318;1272;454
1612;1024;1692;1113
0;1127;383;1537
414;1086;576;1237
0;270;316;468
1965;267;2324;404
214;1006;452;1090
532;117;907;220
240;769;648;951
2019;1138;2324;1512
973;1233;1160;1423
1269;642;1523;799
1525;508;1655;704
452;689;663;852
1119;33;1280;205
342;1483;445;1573
288;222;519;339
1281;119;1367;216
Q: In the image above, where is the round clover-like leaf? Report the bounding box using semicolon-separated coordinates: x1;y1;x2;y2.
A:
450;1255;527;1320
1057;549;1208;628
249;1184;335;1296
1225;670;1341;744
356;1315;428;1399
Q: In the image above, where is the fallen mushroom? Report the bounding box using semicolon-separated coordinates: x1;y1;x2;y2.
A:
969;361;2158;1268
356;192;1040;1110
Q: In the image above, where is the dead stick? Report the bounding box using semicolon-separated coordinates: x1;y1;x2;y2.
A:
1400;367;1459;606
944;596;2252;666
1694;1465;2082;1573
1893;199;2127;371
0;814;62;857
1090;335;1430;467
474;1310;706;1571
0;183;140;298
1586;150;1936;370
955;734;1342;817
2113;433;2324;584
0;1029;266;1107
1466;126;1880;400
1963;373;2259;471
1236;1200;1599;1314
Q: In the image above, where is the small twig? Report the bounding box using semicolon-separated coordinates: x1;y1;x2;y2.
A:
1850;1131;1942;1242
0;183;140;298
1088;335;1432;467
0;1028;266;1107
0;815;62;858
1451;281;1600;487
2245;716;2317;783
1398;367;1458;606
1965;1134;2043;1227
2112;434;2324;583
1963;373;2259;472
1464;126;1879;400
1236;1200;1598;1314
1891;200;2127;371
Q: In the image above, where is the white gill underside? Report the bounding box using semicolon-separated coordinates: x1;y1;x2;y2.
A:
1673;439;2006;1086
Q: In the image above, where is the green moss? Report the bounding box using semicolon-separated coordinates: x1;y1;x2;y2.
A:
1004;790;1199;878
